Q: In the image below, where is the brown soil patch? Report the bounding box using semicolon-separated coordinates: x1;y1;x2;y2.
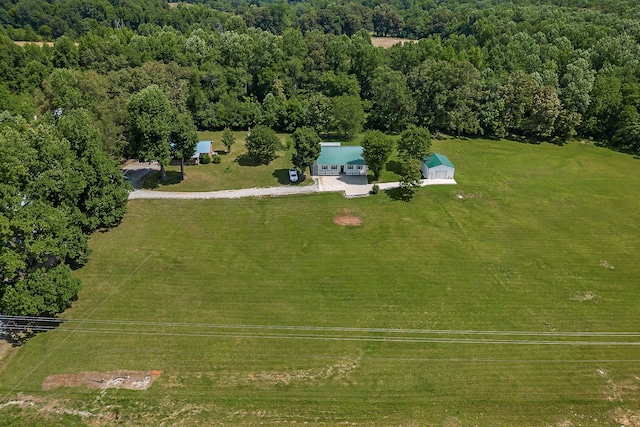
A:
570;290;600;302
600;259;615;269
333;208;362;226
42;370;161;391
613;409;640;427
13;41;78;47
371;36;418;48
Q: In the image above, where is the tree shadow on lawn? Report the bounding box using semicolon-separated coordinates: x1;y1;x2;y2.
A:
272;169;307;185
141;170;182;189
384;186;412;202
386;159;402;174
235;154;262;166
1;317;67;347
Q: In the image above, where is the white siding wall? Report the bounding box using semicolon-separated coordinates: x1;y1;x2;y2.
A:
318;165;340;176
344;165;367;175
422;163;455;179
315;163;367;176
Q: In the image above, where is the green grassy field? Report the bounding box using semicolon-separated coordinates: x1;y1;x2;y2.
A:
142;130;315;191
2;138;640;426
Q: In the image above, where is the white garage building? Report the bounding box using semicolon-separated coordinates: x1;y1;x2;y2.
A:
421;153;455;180
312;144;367;176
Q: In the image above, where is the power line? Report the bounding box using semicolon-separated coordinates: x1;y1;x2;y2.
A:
3;315;640;338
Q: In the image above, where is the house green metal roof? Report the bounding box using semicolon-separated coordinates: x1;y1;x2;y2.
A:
423;153;454;168
317;146;366;165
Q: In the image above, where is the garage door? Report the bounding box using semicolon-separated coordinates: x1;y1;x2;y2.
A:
435;170;447;179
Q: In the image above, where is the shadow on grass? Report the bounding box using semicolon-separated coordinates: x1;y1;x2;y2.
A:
386;160;402;174
141;171;182;189
320;133;355;143
272;169;307;185
236;154;261;166
1;317;67;347
384;186;413;202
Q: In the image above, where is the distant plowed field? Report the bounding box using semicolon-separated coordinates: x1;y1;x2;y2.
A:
371;36;419;48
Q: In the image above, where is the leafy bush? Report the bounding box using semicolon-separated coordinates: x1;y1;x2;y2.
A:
200;153;211;164
212;154;221;164
224;165;234;173
370;184;380;195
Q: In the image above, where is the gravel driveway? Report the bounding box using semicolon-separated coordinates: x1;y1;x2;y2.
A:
129;183;320;199
123;161;456;200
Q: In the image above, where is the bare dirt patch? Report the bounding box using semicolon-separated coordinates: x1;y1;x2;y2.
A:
600;259;615;269
244;358;359;387
371;36;418;48
333;208;362;226
570;291;601;302
42;370;161;391
613;408;640;427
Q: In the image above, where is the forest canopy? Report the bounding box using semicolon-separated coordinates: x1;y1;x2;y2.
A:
1;0;639;155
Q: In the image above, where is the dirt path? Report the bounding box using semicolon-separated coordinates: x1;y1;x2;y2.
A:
129;182;320;199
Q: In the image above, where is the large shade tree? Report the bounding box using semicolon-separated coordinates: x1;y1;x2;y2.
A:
127;84;173;181
0;111;128;318
291;127;321;176
245;125;281;164
361;130;394;180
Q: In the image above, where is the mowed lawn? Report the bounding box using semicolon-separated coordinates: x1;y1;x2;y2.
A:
2;139;640;426
142;130;316;191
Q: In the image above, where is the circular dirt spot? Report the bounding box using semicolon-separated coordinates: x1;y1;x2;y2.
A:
333;209;362;226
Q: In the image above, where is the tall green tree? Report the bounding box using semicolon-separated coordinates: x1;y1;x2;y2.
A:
0;111;127;319
369;66;416;132
222;127;236;153
329;94;365;138
361;130;394;180
56;109;129;231
245;125;280;165
291;127;320;176
398;157;422;201
397;126;432;160
169;111;198;181
126;84;172;181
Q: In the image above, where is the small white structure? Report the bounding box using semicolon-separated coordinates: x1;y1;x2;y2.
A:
312;144;367;176
421;153;455;179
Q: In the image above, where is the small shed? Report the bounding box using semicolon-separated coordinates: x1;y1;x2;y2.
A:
313;144;367;176
421;153;455;180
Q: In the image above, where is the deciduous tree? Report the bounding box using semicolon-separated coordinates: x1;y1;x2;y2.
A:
222;127;235;153
126;84;172;181
245;125;280;165
291;127;320;176
169;111;198;181
361;130;394;180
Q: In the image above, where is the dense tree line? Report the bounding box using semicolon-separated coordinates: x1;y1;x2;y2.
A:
2;1;640;155
0;110;129;318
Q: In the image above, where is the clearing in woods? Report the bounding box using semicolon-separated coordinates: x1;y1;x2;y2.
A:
0;138;639;426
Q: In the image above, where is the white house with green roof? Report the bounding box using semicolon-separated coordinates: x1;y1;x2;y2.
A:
421;153;455;180
312;144;367;176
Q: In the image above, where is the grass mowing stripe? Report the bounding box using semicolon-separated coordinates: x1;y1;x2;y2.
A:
0;200;205;404
2;139;640;425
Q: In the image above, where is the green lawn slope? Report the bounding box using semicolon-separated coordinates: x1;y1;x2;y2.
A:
1;139;639;426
